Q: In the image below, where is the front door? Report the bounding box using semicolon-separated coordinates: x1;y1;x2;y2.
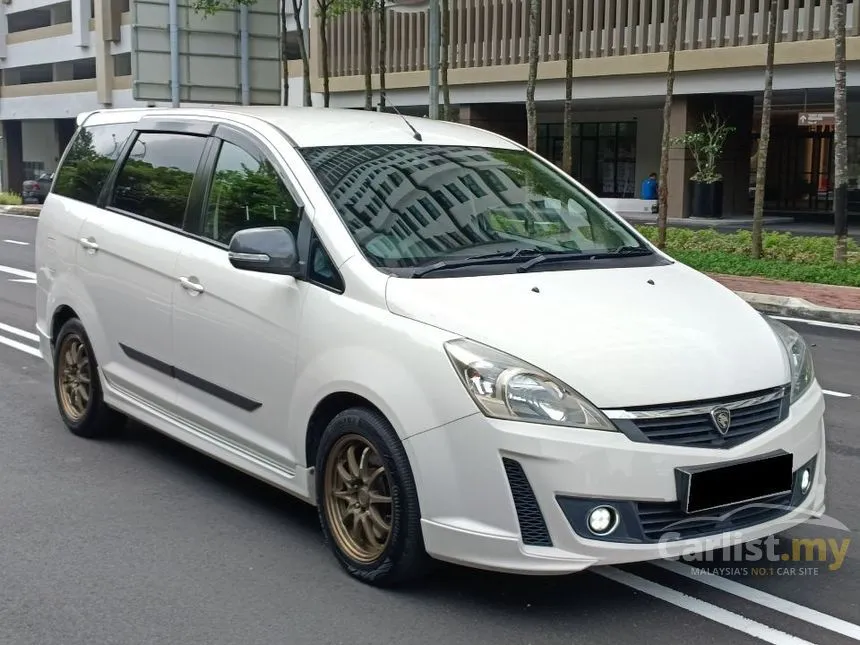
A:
170;128;307;468
77;128;210;412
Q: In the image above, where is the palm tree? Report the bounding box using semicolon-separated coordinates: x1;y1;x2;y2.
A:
752;0;779;259
834;0;848;263
656;0;680;250
562;0;574;174
525;0;540;151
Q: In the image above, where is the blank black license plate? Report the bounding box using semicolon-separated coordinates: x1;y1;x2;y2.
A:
675;450;794;514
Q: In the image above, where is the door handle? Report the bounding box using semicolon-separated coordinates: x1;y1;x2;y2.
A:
78;237;99;253
179;276;205;294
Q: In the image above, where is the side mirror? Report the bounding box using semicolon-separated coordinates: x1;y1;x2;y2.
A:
228;226;300;275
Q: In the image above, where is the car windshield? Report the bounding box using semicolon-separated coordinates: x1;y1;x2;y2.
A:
298;144;650;275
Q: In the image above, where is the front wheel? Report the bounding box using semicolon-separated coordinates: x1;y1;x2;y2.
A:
316;407;431;587
53;318;126;438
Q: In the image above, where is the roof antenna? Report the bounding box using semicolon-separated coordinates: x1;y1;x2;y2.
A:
378;90;422;141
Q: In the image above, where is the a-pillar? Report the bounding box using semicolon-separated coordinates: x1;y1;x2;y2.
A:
458;103;527;147
2;121;23;195
667;94;754;218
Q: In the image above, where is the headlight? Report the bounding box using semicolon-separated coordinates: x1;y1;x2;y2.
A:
768;319;815;403
443;338;616;430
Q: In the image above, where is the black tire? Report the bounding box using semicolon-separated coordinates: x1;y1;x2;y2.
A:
315;407;432;587
53;318;126;439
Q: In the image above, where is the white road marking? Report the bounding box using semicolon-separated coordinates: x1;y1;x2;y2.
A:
823;389;853;398
8;277;37;284
596;567;816;645
0;322;38;342
0;333;41;358
654;560;860;641
772;315;860;333
2;239;28;246
0;264;36;280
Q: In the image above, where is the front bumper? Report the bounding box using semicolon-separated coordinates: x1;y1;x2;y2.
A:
404;383;827;575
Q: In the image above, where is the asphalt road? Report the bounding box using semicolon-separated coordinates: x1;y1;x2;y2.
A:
2;212;860;645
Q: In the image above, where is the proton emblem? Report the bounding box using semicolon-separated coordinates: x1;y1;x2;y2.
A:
710;407;732;435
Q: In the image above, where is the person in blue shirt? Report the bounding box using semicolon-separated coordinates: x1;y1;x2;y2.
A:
641;172;658;200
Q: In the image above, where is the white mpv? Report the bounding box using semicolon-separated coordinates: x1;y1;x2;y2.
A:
35;106;826;586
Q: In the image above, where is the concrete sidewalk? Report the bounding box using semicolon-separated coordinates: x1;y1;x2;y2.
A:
711;274;860;325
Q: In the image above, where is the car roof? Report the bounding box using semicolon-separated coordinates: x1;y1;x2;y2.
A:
77;105;522;151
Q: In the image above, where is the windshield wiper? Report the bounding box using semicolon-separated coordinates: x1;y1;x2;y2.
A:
411;247;545;277
516;246;653;272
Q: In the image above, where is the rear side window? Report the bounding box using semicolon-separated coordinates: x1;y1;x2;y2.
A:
109;132;207;229
53;123;135;205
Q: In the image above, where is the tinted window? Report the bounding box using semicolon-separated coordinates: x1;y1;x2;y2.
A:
200;140;301;245
309;232;344;291
53;123;134;205
298;144;648;272
110;132;207;228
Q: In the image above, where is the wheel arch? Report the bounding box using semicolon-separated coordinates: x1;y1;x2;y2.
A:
305;391;391;469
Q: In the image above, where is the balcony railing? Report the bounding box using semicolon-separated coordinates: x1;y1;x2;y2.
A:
324;0;859;78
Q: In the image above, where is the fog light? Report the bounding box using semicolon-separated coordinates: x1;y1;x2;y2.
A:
800;468;812;495
587;506;619;536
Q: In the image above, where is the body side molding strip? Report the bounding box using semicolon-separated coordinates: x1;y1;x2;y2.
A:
119;343;262;412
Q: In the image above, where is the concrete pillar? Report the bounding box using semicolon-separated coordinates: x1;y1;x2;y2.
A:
459;103;527;147
667;94;754;218
3;121;24;196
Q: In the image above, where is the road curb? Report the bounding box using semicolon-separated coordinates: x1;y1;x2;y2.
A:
0;205;40;217
735;291;860;326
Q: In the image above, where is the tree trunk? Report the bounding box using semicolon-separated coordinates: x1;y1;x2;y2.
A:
378;0;386;109
440;0;450;120
320;8;330;107
834;0;848;263
525;0;540;151
361;1;373;110
752;0;778;259
562;0;574;174
656;0;679;250
290;0;312;106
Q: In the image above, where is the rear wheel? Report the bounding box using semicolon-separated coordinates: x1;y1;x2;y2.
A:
53;318;126;438
316;407;431;587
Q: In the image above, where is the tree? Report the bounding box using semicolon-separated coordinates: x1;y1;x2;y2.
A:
834;0;848;263
561;0;574;174
752;0;778;259
378;0;387;109
317;0;354;107
656;0;679;250
360;0;373;109
440;0;450;119
525;0;540;151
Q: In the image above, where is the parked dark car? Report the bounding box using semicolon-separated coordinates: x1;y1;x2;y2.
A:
22;172;54;204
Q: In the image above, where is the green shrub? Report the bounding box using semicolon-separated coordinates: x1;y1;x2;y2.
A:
635;225;860;286
0;191;23;206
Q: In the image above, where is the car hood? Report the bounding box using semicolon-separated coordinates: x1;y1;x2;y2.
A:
384;262;789;409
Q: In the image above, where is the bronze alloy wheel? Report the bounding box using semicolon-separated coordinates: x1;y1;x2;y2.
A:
57;333;92;422
323;434;393;563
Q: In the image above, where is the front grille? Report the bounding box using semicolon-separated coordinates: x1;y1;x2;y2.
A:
501;458;553;547
612;387;789;449
636;492;793;541
556;455;816;544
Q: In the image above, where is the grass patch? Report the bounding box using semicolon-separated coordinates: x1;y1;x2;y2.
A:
636;226;860;287
0;191;23;206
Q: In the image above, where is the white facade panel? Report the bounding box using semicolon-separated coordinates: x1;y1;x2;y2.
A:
4;32;91;68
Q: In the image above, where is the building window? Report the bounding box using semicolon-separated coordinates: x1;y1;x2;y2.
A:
538;121;638;198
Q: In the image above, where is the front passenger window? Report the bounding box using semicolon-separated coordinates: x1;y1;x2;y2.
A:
201;140;301;245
